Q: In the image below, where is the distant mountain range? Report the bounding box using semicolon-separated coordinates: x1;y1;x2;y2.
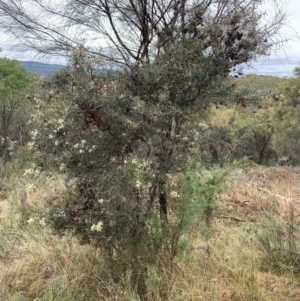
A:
18;61;66;77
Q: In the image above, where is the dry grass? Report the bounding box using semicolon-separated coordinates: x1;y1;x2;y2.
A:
0;165;300;300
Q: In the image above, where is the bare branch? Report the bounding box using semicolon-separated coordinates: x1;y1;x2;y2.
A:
0;0;288;70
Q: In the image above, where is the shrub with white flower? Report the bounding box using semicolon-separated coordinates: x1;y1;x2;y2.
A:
34;49;228;264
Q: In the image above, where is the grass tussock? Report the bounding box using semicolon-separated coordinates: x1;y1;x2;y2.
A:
1;166;300;301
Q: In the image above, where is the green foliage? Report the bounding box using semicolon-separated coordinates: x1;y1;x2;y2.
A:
196;73;300;165
0;58;32;90
17;0;287;295
231;74;285;98
269;70;300;163
177;157;226;228
0;59;34;165
294;67;300;78
24;52;228;297
198;105;275;165
278;80;300;107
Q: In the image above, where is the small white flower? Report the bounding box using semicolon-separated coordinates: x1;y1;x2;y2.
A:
79;149;84;154
91;221;103;232
24;168;33;176
27;141;36;150
27;218;35;224
183;136;188;141
198;122;209;130
30;129;38;139
170;191;180;198
49;134;54;139
98;199;104;204
135;180;142;188
81;139;86;145
39;218;46;227
73;143;79;149
59;163;66;172
34;169;40;177
132;158;137;165
55;140;59;146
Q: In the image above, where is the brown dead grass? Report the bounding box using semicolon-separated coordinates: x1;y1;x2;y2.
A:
1;165;300;300
0;199;10;219
220;165;300;221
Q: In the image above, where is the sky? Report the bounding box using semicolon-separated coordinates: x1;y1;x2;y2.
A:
246;0;300;77
0;0;299;77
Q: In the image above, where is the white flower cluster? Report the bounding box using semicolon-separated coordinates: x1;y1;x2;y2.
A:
28;111;44;124
126;157;152;169
46;173;59;188
43;117;66;138
30;129;39;140
27;141;36;150
6;138;16;155
59;163;67;172
170;191;180;198
27;129;40;150
135;180;142;188
73;139;96;154
24;163;41;177
66;177;78;189
91;221;103;232
56;119;64;131
25;183;36;192
198;121;209;130
39;218;46;227
180;121;210;146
